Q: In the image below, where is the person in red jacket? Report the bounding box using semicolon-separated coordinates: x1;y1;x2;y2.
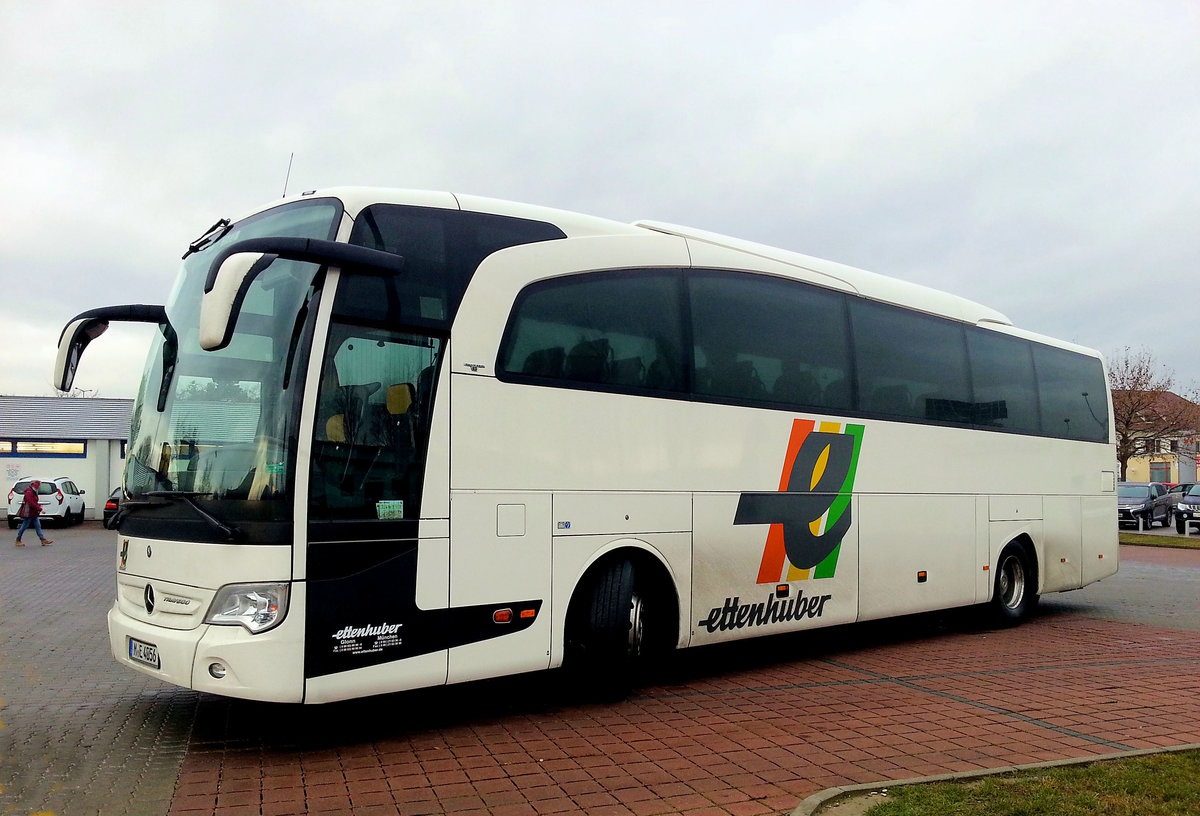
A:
15;480;53;547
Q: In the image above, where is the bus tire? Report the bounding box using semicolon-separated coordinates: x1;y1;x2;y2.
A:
568;558;649;695
990;542;1039;626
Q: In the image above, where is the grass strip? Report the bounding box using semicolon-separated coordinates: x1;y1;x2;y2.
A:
1119;532;1200;549
859;750;1200;816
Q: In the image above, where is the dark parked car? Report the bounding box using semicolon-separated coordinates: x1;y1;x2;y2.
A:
1166;482;1196;512
1174;485;1200;534
1117;481;1172;529
103;488;122;527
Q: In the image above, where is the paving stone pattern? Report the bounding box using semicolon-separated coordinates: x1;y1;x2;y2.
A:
0;522;199;816
3;526;1199;816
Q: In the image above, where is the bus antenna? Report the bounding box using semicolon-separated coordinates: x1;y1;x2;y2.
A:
282;152;295;198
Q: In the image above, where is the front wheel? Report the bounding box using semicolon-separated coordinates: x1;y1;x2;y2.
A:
990;543;1039;626
567;559;655;696
1177;518;1186;535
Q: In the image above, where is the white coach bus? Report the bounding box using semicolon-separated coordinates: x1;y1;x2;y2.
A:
55;188;1118;703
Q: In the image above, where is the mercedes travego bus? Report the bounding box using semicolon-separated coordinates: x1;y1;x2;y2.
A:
55;188;1118;703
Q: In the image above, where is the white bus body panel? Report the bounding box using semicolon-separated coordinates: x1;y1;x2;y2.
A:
447;491;553;684
691;492;858;645
448;235;1118;659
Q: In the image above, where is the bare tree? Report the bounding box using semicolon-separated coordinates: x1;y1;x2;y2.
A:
1109;347;1200;480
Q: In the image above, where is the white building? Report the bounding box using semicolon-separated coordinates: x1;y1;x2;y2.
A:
1;396;133;520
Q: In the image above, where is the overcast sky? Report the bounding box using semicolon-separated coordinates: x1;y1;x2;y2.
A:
2;1;1197;400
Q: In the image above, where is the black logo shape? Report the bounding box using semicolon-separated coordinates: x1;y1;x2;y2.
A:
144;584;156;614
734;431;855;570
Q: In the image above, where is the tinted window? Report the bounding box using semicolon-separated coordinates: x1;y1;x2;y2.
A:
497;268;1109;444
688;272;851;410
1033;345;1109;443
850;299;971;423
344;205;564;329
498;272;686;393
967;329;1041;434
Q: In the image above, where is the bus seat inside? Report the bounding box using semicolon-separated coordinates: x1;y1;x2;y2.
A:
387;383;415;415
773;369;820;405
565;339;613;383
522;347;565;378
611;356;646;386
868;384;913;416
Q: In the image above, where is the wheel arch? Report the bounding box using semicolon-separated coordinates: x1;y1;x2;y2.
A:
562;539;684;659
998;533;1040;597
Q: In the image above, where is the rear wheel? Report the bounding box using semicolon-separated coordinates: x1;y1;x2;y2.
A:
7;517;16;529
990;542;1039;626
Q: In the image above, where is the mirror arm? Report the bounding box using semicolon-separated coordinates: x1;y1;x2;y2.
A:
54;304;167;392
203;237;404;293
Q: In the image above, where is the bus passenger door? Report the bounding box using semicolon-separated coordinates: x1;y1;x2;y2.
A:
448;492;552;683
303;318;450;703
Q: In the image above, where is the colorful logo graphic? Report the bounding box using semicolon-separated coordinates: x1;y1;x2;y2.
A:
735;419;864;583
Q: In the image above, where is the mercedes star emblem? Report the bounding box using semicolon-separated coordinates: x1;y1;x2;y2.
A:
144;584;156;614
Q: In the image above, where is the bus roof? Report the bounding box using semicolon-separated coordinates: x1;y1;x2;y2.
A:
246;187;1017;331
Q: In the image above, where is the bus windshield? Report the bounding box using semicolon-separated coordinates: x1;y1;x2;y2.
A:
124;199;341;541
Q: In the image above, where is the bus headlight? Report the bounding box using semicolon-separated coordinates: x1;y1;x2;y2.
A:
205;582;289;634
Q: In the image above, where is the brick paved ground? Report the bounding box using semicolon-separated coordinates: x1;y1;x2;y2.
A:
2;529;1198;816
0;522;197;816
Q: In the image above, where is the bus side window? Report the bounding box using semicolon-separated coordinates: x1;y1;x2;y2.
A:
687;271;851;410
498;271;686;396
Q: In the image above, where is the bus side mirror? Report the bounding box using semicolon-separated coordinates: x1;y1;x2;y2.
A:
199;237;405;352
54;317;109;392
199;252;277;351
53;304;168;392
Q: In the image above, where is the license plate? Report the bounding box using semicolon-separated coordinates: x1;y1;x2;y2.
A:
128;637;160;669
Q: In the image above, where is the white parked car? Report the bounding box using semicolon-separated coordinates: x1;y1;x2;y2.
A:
6;477;87;528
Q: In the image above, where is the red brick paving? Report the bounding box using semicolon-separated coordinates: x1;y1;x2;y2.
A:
168;552;1200;816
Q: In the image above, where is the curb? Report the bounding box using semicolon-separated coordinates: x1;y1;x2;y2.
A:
791;743;1200;816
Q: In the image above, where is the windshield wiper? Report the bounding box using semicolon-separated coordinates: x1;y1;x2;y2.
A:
144;491;244;541
183;218;232;259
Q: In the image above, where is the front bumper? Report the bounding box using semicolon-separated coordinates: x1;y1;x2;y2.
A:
107;593;306;703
